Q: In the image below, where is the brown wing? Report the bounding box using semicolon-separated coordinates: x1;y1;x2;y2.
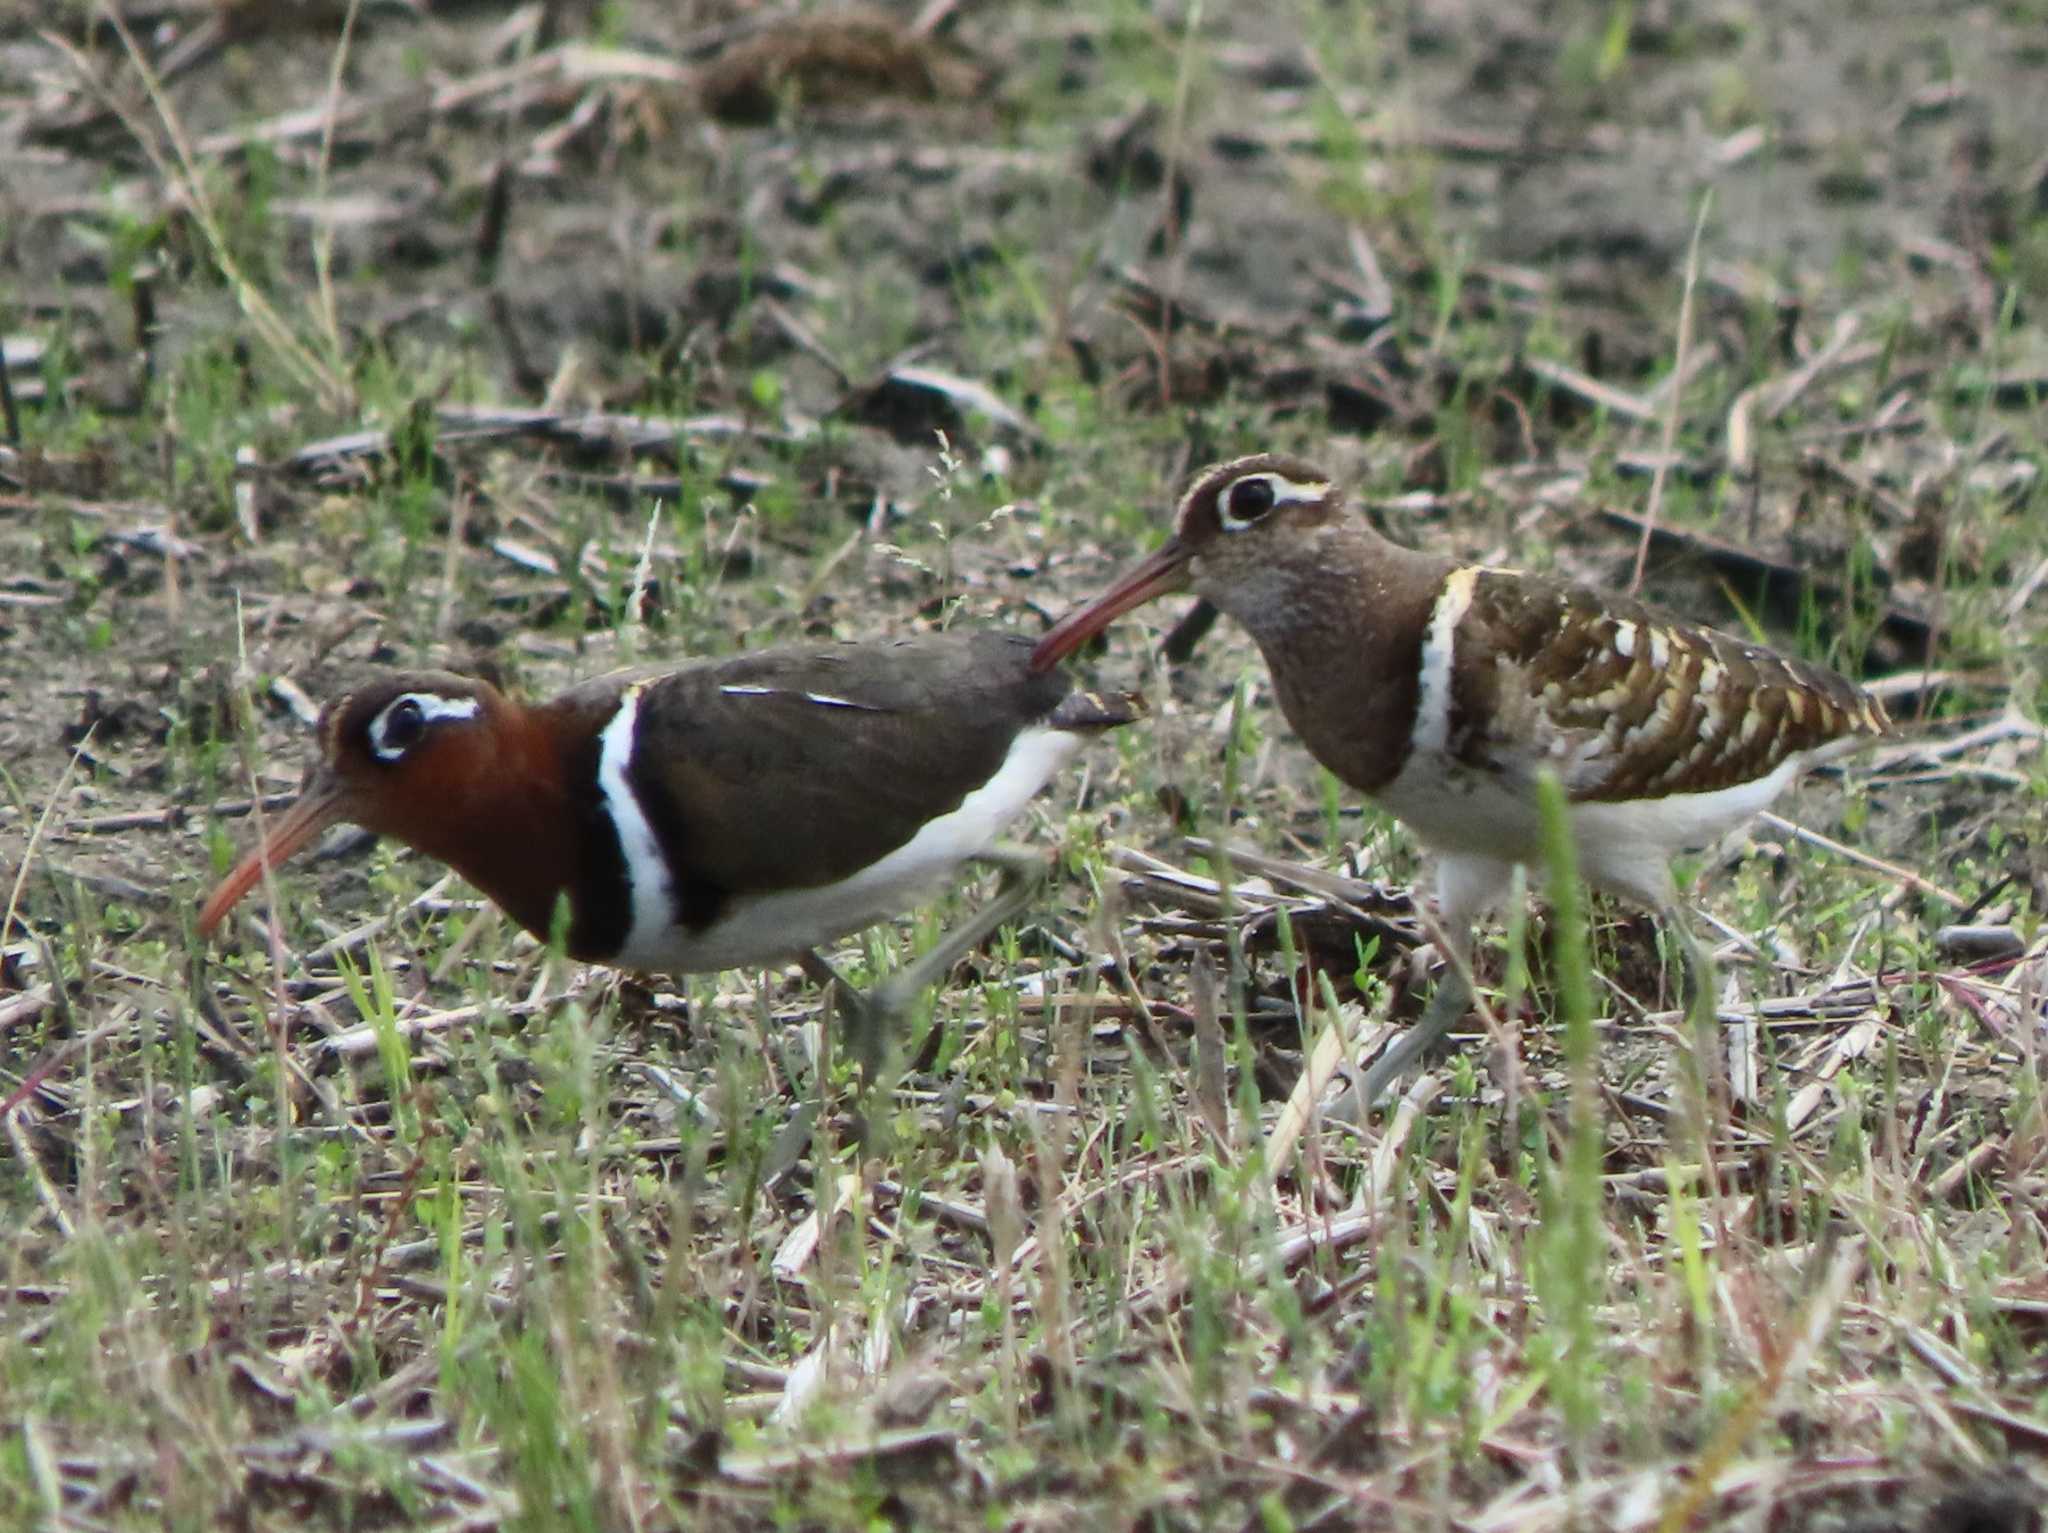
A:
1447;569;1889;801
589;631;1085;897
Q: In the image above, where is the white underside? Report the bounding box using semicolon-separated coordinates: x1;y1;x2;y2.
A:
1378;746;1818;939
607;725;1081;972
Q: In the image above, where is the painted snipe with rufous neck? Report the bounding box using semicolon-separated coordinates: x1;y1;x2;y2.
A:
1032;454;1891;1107
200;630;1141;1071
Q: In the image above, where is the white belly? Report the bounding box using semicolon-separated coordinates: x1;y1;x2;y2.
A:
1376;755;1550;863
1376;747;1815;907
610;725;1080;972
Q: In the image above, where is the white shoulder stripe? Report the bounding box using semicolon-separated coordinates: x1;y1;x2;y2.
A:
596;684;673;960
1412;566;1478;755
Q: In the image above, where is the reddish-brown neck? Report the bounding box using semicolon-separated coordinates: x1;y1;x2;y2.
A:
358;698;586;946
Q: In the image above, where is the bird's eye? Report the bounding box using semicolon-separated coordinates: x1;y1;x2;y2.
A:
1220;476;1278;530
368;697;427;762
358;690;481;764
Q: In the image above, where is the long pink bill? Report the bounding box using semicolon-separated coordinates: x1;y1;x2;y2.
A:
1030;536;1195;673
197;775;350;937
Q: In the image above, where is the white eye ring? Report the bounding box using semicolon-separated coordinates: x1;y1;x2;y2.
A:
1216;473;1331;533
367;692;480;762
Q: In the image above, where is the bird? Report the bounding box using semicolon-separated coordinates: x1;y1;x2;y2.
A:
199;630;1141;1073
1031;452;1890;1107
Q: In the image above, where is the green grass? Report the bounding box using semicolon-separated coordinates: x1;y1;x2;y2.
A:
4;1;2048;1529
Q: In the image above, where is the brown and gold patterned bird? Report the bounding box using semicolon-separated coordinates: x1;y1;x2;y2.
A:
1033;454;1889;1104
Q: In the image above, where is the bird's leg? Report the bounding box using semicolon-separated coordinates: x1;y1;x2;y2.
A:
1668;913;1718;1033
1353;959;1473;1112
1656;905;1736;1171
796;947;882;1075
866;845;1047;1035
1346;854;1504;1115
1645;897;1717;1032
800;847;1049;1080
777;947;864;1163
